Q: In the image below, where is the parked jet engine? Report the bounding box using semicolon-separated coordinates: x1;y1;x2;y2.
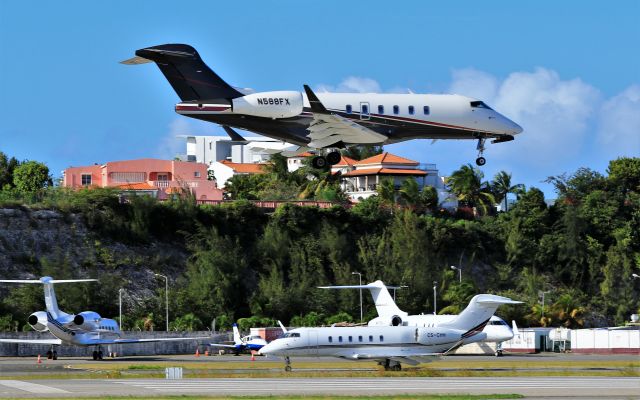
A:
368;315;404;327
27;311;48;332
72;311;101;330
232;91;303;118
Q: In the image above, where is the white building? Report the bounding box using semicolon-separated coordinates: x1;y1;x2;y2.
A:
180;135;293;165
332;152;456;208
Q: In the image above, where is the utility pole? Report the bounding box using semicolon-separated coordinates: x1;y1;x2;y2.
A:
539;290;550;320
433;281;438;315
118;288;125;328
155;274;169;331
450;265;462;283
352;271;363;322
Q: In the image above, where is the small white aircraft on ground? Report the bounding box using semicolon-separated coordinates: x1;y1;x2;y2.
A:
209;323;267;354
0;277;209;360
259;293;520;371
319;280;520;356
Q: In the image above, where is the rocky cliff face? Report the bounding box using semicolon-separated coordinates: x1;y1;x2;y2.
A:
0;207;188;315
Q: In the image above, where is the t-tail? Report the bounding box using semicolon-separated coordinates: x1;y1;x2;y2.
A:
121;44;244;101
318;280;407;318
232;323;242;345
0;277;97;319
441;294;522;338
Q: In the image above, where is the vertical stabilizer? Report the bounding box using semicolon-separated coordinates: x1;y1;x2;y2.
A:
232;323;242;345
41;277;61;318
318;280;407;318
442;294;522;336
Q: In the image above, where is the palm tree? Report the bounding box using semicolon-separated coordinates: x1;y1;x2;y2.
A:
491;171;525;212
399;177;420;207
377;178;396;206
445;164;496;215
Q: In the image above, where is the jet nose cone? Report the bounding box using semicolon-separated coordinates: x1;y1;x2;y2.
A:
512;122;523;135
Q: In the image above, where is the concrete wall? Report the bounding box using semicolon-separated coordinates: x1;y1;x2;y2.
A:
0;331;228;357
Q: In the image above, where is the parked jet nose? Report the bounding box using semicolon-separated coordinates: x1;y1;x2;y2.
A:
258;341;278;355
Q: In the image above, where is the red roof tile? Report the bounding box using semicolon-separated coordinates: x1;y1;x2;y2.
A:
334;155;358;167
342;168;428;177
116;182;157;190
220;160;267;174
355;152;419;166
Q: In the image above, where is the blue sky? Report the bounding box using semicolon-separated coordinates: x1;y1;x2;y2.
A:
1;1;638;196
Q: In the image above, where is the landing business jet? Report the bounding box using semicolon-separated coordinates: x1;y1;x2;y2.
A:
210;323;267;354
0;277;209;360
320;280;520;356
259;293;519;371
122;44;522;167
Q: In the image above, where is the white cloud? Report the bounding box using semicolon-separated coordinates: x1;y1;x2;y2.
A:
597;84;640;157
448;68;498;101
317;76;381;93
156;118;189;160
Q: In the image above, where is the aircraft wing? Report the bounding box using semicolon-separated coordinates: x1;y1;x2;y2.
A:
208;343;239;349
345;352;442;365
0;338;62;345
303;85;387;148
87;336;210;345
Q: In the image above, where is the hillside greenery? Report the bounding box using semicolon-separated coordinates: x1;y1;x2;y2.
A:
0;150;638;332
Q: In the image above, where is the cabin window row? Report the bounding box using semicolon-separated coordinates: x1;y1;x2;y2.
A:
100;325;115;331
328;335;384;343
345;105;430;116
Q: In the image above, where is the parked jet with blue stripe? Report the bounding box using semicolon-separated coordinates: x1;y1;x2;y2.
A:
0;277;209;360
210;323;267;354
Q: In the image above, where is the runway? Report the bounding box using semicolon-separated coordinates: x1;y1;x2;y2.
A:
0;377;638;398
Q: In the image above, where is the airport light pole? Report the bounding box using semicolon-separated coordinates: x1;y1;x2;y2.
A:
433;281;438;315
118;288;125;328
352;271;363;322
155;274;169;331
450;265;462;283
539;290;550;320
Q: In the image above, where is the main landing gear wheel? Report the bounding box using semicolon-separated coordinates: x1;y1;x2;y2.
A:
52;351;57;360
476;157;486;166
92;350;104;360
326;151;341;165
311;156;327;169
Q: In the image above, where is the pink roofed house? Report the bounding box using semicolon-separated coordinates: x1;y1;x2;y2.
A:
63;158;223;201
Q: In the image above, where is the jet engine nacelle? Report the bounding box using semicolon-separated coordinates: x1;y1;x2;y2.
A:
416;327;461;346
27;311;48;332
232;91;303;119
72;311;102;330
367;315;404;327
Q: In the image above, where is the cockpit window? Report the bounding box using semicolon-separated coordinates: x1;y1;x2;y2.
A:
283;332;300;338
470;101;493;110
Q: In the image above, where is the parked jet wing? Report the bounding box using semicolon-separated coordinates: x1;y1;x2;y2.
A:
0;338;62;345
303;85;387;148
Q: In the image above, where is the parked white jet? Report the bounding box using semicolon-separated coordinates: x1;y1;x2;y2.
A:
259;293;519;371
0;277;209;360
123;44;522;167
319;280;520;356
210;323;267;354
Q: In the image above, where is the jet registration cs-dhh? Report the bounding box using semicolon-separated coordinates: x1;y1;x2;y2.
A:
122;44;522;168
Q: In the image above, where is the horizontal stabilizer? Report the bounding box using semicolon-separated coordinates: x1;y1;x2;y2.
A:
120;56;152;65
0;278;97;284
0;338;62;345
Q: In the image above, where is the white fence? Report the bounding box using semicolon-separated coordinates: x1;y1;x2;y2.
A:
571;329;640;354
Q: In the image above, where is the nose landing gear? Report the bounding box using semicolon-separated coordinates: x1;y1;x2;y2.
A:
92;346;104;361
46;345;58;360
476;138;486;166
284;356;292;372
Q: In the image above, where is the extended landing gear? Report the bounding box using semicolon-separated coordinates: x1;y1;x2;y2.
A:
46;346;58;360
380;359;402;371
92;346;104;361
284;356;292;372
311;151;341;169
475;138;487;166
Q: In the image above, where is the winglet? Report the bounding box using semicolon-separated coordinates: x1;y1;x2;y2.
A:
303;85;329;114
512;320;520;337
223;126;247;142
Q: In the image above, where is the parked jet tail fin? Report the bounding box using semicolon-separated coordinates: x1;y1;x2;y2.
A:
512;320;520;337
232;323;242;345
442;294;522;339
0;277;97;319
122;44;244;101
318;280;407;318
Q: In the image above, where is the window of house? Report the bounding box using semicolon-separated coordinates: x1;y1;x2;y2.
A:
194;171;201;178
81;174;92;186
378;105;384;114
393;105;399;114
157;173;168;181
346;104;352;114
408;105;415;115
423;105;430;115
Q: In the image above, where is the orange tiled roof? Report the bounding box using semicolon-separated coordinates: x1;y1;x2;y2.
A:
355;152;419;166
295;151;314;157
220;160;267;174
116;182;157;190
334;155;358;167
342;168;428;177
